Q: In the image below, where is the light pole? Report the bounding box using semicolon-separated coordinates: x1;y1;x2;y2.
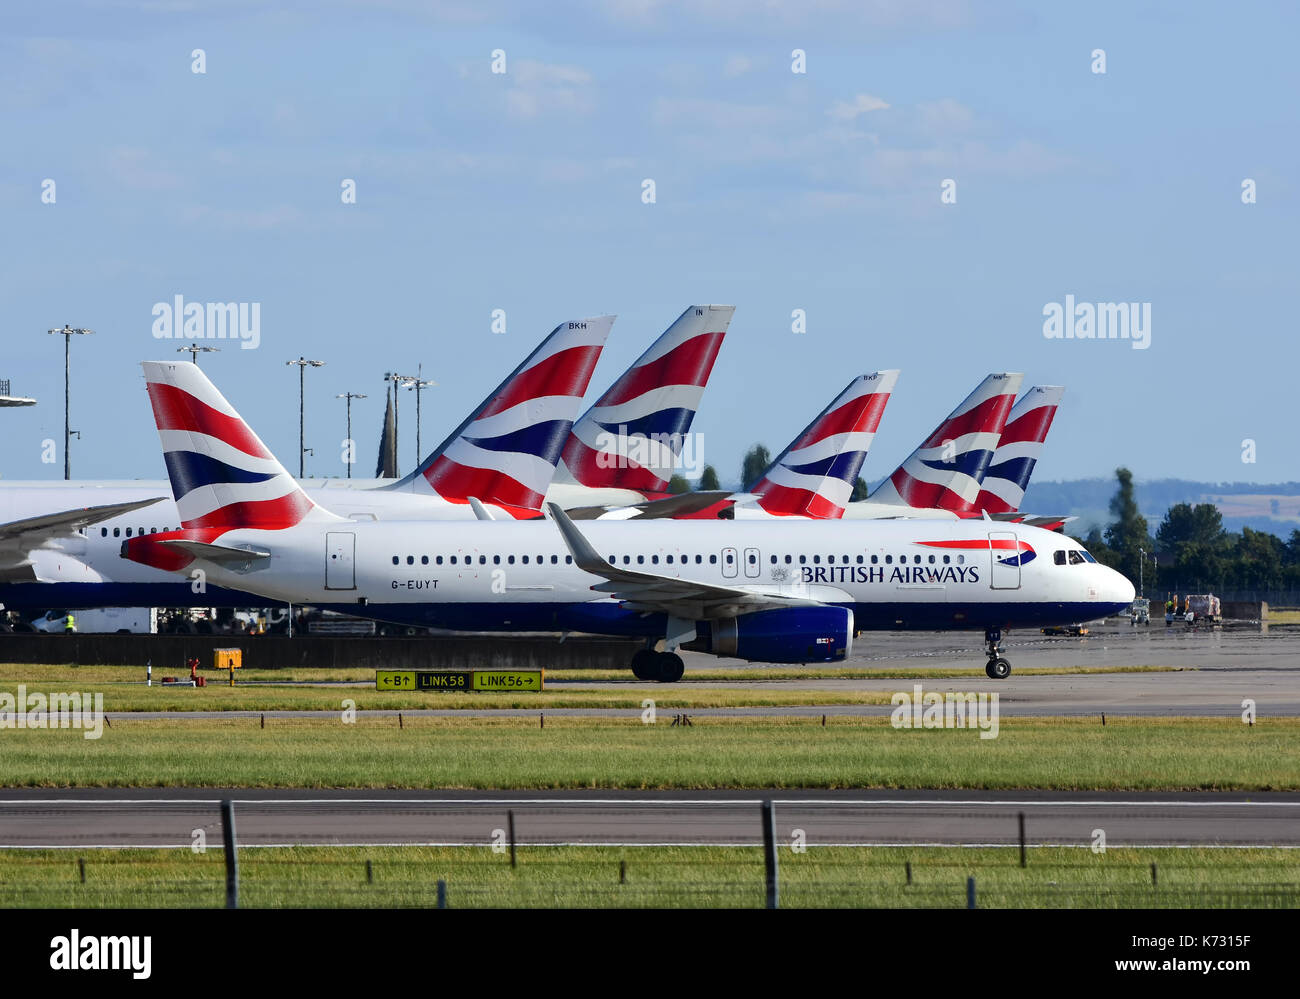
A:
1138;547;1145;599
286;357;325;478
404;367;437;465
335;392;367;478
47;325;93;479
178;344;220;366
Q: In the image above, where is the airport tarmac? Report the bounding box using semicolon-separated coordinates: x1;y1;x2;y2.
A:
1;789;1297;848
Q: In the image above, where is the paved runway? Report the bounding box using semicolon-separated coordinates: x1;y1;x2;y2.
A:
2;789;1297;849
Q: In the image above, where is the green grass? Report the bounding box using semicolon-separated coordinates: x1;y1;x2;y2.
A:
1;845;1294;908
1;716;1296;790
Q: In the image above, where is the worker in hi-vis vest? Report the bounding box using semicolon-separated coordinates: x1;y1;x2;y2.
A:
63;612;76;634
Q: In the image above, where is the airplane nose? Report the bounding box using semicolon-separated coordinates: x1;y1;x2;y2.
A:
1107;567;1135;605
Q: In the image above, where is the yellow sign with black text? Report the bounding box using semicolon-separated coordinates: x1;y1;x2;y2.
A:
376;669;543;692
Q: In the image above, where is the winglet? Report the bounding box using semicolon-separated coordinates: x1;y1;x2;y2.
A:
545;501;607;572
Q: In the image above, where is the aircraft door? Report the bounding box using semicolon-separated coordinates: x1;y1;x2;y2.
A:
743;547;761;578
326;532;356;590
988;531;1021;590
721;547;738;579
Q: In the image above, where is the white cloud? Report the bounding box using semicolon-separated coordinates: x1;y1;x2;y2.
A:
828;94;890;120
505;59;595;117
723;54;754;77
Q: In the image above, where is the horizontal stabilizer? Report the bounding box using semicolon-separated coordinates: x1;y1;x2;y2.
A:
158;539;270;565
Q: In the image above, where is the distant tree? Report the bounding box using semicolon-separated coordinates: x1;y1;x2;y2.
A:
850;476;869;502
1103;467;1152;584
698;464;720;491
1156;502;1225;552
1234;528;1284;588
1156;502;1228;588
667;474;690;495
740;445;771;490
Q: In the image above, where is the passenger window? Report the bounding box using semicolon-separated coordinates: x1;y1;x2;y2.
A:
856;555;863;564
652;555;659;564
748;554;756;564
436;556;443;565
507;555;515;565
551;555;558;564
709;555;717;564
871;555;878;564
813;555;820;564
696;555;703;564
943;555;950;564
101;528;107;537
798;555;806;564
392;556;399;565
957;555;965;564
637;555;645;564
125;528;133;537
1054;551;1067;566
608;556;615;564
928;555;935;564
421;556;428;565
522;556;529;564
565;556;572;564
493;556;500;565
725;554;733;564
666;555;674;564
785;555;792;564
623;556;630;564
914;555;921;564
770;555;777;564
479;556;487;565
885;555;892;564
450;556;457;565
406;556;414;565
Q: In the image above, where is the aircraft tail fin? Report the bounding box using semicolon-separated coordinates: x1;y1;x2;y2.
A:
555;305;734;496
972;385;1064;513
868;372;1022;513
141;360;340;530
385;316;613;517
747;370;899;519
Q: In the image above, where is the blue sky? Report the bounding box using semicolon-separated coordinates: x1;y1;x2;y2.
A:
1;1;1296;487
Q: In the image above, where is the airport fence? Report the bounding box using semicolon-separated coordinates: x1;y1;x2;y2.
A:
1;799;1298;909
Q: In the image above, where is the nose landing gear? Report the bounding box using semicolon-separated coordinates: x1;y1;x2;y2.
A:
984;627;1011;679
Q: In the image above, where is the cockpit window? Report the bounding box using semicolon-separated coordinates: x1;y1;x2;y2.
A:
1080;550;1097;563
1053;550;1067;566
1068;550;1086;565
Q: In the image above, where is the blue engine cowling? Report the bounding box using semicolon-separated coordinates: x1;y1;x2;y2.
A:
686;606;854;663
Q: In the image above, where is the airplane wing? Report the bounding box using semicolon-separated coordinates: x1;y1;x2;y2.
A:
546;501;827;620
563;490;737;522
0;497;169;580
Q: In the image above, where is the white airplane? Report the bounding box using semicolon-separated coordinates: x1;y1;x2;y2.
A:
122;360;1135;681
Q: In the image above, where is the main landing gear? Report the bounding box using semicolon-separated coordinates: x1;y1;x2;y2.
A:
984;627;1011;679
631;648;685;683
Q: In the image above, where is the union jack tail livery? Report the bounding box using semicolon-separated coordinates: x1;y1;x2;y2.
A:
555;305;734;496
972;385;1064;514
869;372;1023;513
387;316;614;517
141;360;338;531
747;370;899;519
